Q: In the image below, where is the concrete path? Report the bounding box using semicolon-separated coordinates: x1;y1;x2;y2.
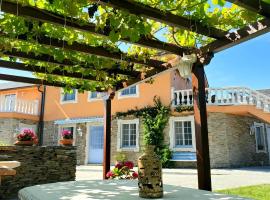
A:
76;165;270;190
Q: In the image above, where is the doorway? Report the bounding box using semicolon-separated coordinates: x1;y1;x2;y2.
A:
88;126;104;164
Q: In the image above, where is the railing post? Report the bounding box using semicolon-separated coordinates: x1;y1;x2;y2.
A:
103;92;115;180
192;63;212;191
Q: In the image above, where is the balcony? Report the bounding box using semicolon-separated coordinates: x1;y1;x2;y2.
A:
172;87;270;113
0;97;39;116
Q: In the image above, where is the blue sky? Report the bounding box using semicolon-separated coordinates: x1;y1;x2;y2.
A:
205;32;270;89
0;32;270;89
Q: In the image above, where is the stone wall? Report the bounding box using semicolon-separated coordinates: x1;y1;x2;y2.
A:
0;146;76;199
208;113;269;168
0;118;38;146
110;113;269;168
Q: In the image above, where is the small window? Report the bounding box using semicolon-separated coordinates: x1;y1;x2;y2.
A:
88;91;107;101
118;85;139;98
169;116;195;151
117;119;139;151
122;123;137;148
174;121;193;147
59;126;76;145
61;89;77;103
255;123;266;152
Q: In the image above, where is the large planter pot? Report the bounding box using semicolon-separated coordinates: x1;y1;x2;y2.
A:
138;145;163;198
59;139;73;146
14;140;34;146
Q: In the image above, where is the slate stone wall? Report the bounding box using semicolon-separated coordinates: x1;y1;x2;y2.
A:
0;146;76;199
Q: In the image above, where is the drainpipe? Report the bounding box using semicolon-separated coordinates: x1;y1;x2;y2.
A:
37;85;46;146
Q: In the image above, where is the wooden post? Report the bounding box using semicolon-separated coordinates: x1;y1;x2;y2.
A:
37;85;46;146
103;92;115;179
192;63;212;191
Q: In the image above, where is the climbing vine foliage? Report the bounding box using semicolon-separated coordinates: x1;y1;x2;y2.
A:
0;0;266;91
116;97;172;167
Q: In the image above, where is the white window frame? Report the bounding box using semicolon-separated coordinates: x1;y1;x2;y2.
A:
60;89;78;104
58;124;76;146
88;91;107;102
118;85;139;99
254;122;267;153
117;119;140;152
3;93;17;112
169;116;196;152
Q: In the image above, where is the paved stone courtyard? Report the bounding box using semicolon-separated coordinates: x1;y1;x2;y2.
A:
76;165;270;190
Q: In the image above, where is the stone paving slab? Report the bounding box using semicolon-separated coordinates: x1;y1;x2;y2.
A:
76;165;270;190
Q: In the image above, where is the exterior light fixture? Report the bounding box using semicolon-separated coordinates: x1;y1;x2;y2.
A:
176;54;197;78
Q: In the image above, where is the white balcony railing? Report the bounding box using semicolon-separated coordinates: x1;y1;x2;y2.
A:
0;96;39;115
172;87;270;113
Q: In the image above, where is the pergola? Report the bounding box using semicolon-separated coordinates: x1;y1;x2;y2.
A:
0;0;269;192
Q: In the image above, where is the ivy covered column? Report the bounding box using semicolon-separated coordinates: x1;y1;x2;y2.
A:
103;92;115;179
192;53;213;191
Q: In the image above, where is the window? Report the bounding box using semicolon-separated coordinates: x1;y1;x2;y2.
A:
59;125;76;145
118;85;139;99
169;116;195;151
4;94;16;111
88;91;107;101
60;89;77;103
117;119;139;151
254;123;266;152
175;121;192;147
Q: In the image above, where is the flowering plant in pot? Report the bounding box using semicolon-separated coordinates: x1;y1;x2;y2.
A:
14;129;38;146
59;129;73;146
106;161;138;180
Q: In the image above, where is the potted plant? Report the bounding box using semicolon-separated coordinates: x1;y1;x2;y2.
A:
14;129;38;146
106;161;138;180
59;129;73;146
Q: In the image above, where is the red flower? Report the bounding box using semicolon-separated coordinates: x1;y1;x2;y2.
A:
106;171;114;178
132;172;138;178
115;162;123;169
124;161;134;169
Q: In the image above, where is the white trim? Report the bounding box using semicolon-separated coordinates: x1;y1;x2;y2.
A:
117;119;140;152
254;122;267;153
60;89;78;104
58;124;77;146
117;85;139;99
169;115;196;152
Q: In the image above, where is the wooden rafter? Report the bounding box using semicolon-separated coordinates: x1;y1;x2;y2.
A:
0;32;167;71
91;0;227;39
226;0;270;18
0;60;107;82
1;48;140;77
201;18;270;53
1;0;189;55
0;73;103;91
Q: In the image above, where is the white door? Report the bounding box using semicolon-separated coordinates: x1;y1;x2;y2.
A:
88;126;104;164
267;126;270;165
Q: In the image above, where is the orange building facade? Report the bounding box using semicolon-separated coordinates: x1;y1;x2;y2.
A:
1;70;270;168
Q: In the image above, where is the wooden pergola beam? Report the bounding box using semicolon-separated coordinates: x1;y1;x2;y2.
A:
226;0;270;18
1;48;140;77
1;0;188;55
0;60;104;81
0;32;167;71
91;0;227;39
0;73;103;91
200;18;270;53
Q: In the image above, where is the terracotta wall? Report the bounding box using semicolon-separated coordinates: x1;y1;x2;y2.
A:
44;70;181;121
